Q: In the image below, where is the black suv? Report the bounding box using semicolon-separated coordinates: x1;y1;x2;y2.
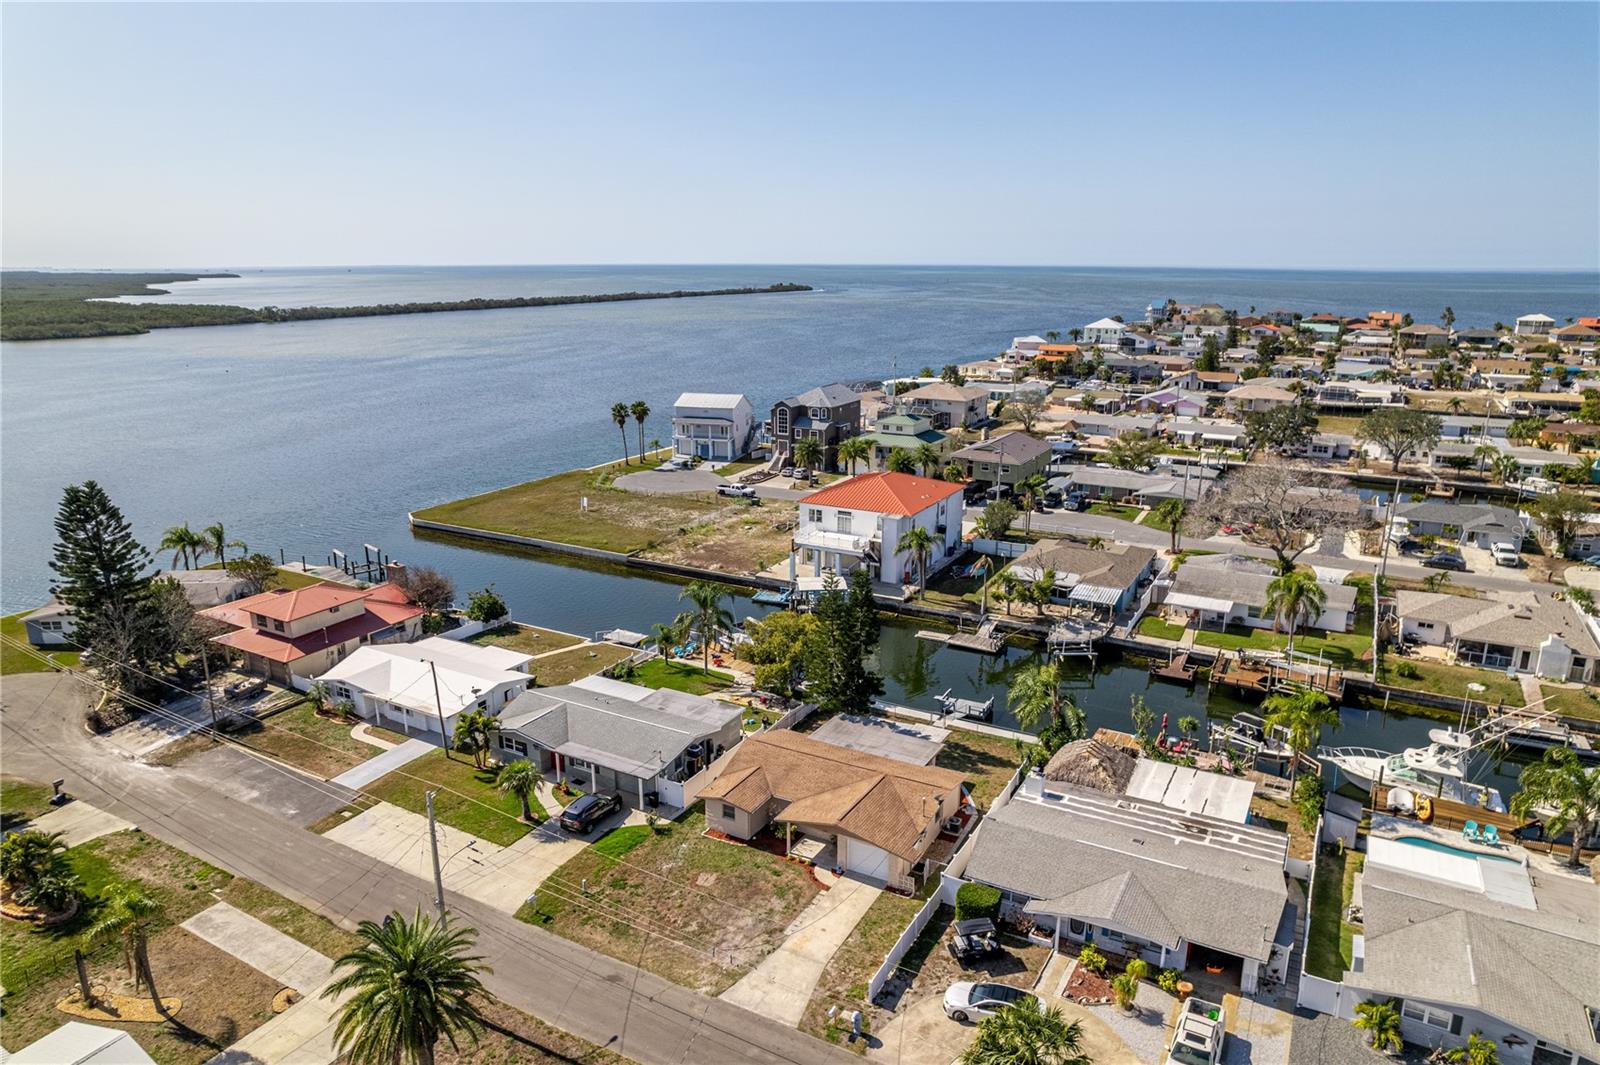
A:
1421;552;1468;572
559;792;622;834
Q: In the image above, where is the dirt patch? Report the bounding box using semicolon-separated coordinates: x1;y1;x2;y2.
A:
7;928;281;1064
432;995;633;1065
641;501;799;575
933;730;1025;812
1064;962;1114;1004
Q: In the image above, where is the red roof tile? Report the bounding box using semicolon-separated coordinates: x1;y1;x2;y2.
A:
221;585;370;623
212;608;416;664
799;471;964;517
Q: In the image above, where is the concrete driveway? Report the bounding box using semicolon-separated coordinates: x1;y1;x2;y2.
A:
25;799;133;846
181;744;357;827
721;873;883;1026
323;800;602;913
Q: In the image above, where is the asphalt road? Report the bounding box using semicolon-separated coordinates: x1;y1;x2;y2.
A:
0;672;858;1065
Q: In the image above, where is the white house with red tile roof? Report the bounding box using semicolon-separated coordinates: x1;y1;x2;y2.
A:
201;581;425;682
790;471;964;587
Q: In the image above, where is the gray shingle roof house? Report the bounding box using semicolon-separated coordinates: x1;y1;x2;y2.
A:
498;676;743;809
1395;589;1600;681
1007;540;1157;612
951;431;1053;487
1342;831;1600;1062
1163;554;1356;633
1393;500;1524;548
960;774;1290;992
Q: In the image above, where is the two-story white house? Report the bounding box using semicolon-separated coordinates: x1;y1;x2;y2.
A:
671;392;755;463
789;471;964;587
1514;312;1556;336
1083;316;1127;348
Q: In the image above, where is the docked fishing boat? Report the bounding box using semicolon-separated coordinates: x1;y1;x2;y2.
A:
1210;711;1294;766
1319;725;1507;813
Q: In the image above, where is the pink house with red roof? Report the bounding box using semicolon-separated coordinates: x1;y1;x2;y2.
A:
201;581;424;682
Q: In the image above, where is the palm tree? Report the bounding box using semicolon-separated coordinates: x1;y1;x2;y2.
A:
630;401;651;463
1177;715;1200;745
1044;330;1061;343
85;887;172;1019
1472;442;1499;474
1016;474;1047;536
1352;998;1403;1055
837;436;872;476
1492;452;1521;485
497;759;543;822
1445;1032;1500;1065
1261;689;1338;783
1445;396;1465;415
1111;958;1147;1012
159;522;205;569
323;910;489;1065
610;402;631;465
1262;570;1328;655
943;461;967;482
680;581;735;670
452;710;496;769
651;612;692;660
1151;497;1187;554
959;995;1091;1065
202;522;245;564
306;681;332;714
1008;659;1086;738
1085;536;1106;551
792;436;824;473
886;447;917;474
0;829;68;890
1068;327;1083;344
1510;748;1600;867
896;525;936;597
913;442;944;478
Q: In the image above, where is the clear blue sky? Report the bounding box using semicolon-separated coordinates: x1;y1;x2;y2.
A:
3;2;1596;271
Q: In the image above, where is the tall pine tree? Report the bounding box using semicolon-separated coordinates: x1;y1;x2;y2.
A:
49;481;157;692
803;570;883;713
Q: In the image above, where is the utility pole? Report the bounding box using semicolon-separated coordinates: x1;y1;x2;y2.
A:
1372;475;1401;677
199;643;216;728
427;660;450;757
425;790;447;921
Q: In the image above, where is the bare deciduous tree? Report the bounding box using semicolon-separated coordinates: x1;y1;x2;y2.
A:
1189;463;1353;574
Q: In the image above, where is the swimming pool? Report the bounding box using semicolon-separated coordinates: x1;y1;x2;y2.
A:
1394;836;1521;863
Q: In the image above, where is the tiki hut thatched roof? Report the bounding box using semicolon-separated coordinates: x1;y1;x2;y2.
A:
1042;737;1138;795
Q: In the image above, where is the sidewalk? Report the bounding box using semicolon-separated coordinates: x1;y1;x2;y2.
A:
328;737;434;789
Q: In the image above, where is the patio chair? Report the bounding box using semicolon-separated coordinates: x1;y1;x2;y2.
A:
1462;820;1480;843
1482;824;1500;847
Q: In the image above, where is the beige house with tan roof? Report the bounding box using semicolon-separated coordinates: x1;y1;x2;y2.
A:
699;730;966;889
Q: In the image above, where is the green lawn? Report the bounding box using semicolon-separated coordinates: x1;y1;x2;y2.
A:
1537;685;1600;722
935;729;1025;812
518;808;822;996
412;453;722;554
365;748;543;845
1;776;54;829
1087;502;1141;522
1193;624;1372;669
198;561;332;590
1;612;80;675
532;643;636;687
1378;657;1526;707
627;658;733;695
467;622;585;656
590;824;652;859
1304;850;1364;981
214;698;378;778
1136;615;1188;642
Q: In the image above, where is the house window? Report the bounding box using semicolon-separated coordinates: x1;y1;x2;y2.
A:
775;408;790;436
335;685;351;700
836;511;853;533
807;508;824;523
1401;1001;1456;1032
41;621;62;631
720;803;736;820
273;620;285;632
329;605;340;614
499;735;528;755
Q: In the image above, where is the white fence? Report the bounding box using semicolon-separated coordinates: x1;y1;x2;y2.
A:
1297;814;1350;1015
865;889;944;1001
769;701;818;732
438;617;497;642
971;538;1029;559
656;747;735;810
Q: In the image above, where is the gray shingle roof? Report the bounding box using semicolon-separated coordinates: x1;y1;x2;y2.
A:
952;431;1052;465
1009;541;1155;596
500;683;741;778
1350;857;1600;1052
1169;555;1357;618
786;382;859;408
1395;501;1521;535
962;787;1289;962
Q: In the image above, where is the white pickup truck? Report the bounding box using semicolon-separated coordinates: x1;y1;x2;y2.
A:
1165;996;1226;1065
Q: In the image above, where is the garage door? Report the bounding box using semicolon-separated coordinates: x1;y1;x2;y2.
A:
842;838;890;882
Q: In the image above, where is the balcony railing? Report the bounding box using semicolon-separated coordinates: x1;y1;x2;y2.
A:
794;527;873;554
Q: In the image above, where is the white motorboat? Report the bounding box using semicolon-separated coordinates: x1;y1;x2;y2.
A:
1319;725;1507;813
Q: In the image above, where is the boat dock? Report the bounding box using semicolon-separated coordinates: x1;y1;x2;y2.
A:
918;615;1005;655
1212;651;1345;699
1150;651;1197;685
878;700;1032;743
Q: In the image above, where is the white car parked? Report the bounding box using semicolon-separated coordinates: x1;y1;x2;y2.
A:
1166;996;1226;1065
941;982;1036;1023
716;483;757;499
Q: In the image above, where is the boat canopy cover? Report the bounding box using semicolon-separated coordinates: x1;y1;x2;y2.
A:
1067;584;1121;606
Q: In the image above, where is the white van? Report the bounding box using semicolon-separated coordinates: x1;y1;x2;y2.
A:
1491;542;1522;567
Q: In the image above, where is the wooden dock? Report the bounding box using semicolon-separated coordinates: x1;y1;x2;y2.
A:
917;615;1005;655
1150;651;1197;685
1212;652;1345;699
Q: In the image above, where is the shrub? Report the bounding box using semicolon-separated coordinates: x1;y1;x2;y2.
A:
466;585;509;624
1157;968;1181;993
954;882;1002;923
1394;661;1421;679
1076;943;1108;975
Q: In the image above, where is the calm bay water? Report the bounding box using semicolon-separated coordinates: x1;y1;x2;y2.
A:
3;264;1591;796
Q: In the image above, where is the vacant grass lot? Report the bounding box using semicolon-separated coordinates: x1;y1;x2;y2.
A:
518;809;820;995
366;748;542;844
413;456;724;554
641;499;800;575
1378;657;1526;707
467;622;584;656
1194;624;1373;669
628;659;733;695
1136;615;1188;642
1305;849;1365;981
0;830;358;1064
153;698;376;779
1;612;80;675
1;775;55;829
934;729;1024;812
532;643;635;687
